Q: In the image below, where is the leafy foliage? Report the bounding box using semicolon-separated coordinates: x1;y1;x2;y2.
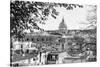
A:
67;36;85;56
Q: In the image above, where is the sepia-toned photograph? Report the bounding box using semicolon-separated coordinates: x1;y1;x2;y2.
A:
10;0;97;67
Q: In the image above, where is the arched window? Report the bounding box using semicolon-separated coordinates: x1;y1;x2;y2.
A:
31;38;34;41
25;38;29;41
42;38;44;42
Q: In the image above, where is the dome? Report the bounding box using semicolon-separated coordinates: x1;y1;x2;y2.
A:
59;18;68;35
59;18;67;29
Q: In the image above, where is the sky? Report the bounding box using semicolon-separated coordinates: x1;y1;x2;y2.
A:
37;5;96;30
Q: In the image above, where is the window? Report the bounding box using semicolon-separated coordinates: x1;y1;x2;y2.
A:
42;38;45;42
26;38;29;41
37;38;39;41
31;38;34;41
56;44;60;45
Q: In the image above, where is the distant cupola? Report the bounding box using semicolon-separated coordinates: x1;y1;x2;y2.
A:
59;17;67;35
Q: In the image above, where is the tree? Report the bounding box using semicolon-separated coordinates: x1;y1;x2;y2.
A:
10;1;83;38
86;5;97;29
67;36;85;57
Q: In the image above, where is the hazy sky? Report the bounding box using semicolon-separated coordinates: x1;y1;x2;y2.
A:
37;5;95;30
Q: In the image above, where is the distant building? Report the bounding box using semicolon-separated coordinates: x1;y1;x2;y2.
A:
59;18;68;35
